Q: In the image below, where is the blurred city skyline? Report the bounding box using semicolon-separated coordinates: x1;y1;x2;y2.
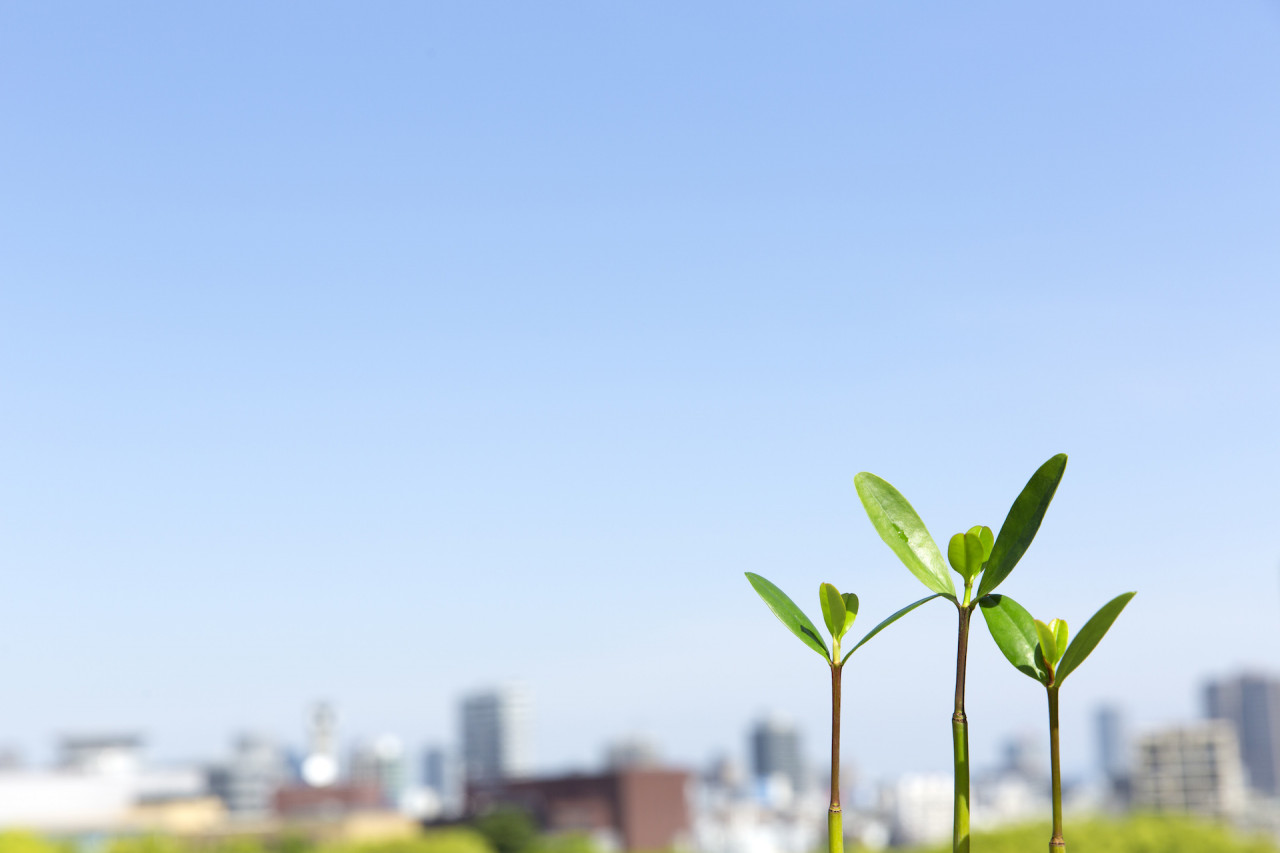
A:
2;2;1279;785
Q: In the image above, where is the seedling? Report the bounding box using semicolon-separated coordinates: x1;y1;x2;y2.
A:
854;454;1068;853
744;573;937;853
981;591;1136;853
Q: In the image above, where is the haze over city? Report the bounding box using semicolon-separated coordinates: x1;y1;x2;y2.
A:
2;1;1278;791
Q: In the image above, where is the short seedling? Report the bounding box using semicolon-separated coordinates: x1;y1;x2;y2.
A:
854;454;1068;853
745;573;937;853
981;591;1136;853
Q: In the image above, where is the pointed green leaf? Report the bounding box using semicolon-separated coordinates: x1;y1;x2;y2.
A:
978;593;1047;683
968;525;994;561
1034;619;1060;673
976;454;1068;598
1056;592;1136;686
745;573;831;660
855;473;956;598
820;583;848;638
1050;618;1069;658
842;593;948;663
841;593;859;633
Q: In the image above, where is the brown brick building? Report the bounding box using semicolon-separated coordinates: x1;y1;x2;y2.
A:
467;769;691;851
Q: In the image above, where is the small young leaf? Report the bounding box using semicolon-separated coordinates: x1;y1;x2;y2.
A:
963;531;984;579
841;593;859;633
842;593;948;663
968;525;994;562
855;473;956;599
1056;592;1136;686
1050;618;1069;657
820;583;848;638
979;593;1047;683
947;533;966;575
977;454;1068;598
1034;619;1060;671
745;573;831;661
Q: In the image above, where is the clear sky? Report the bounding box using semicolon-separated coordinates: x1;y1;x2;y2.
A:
2;2;1278;784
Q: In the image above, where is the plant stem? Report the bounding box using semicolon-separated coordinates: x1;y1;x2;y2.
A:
1048;686;1064;852
829;663;843;853
952;605;972;853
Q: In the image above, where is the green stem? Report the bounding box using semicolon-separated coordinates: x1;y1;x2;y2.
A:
829;663;843;853
953;606;971;853
1048;686;1064;852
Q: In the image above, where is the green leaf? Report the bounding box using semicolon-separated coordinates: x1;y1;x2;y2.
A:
1056;592;1136;686
1050;618;1069;658
1034;619;1060;672
820;583;847;638
979;593;1046;683
855;473;956;598
842;593;948;663
947;531;986;581
841;593;859;633
968;525;994;562
745;573;831;661
976;454;1068;598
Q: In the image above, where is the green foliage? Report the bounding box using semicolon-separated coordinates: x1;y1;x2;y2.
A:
981;592;1134;689
976;453;1067;598
1056;591;1137;686
473;807;540;853
841;593;947;664
898;814;1280;852
854;472;955;599
0;832;75;853
821;582;851;639
326;832;494;853
745;572;831;661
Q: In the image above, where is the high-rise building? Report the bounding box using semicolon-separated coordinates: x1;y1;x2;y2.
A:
1096;706;1129;781
208;734;286;817
749;716;805;798
1204;672;1280;795
349;735;407;807
461;686;531;784
1131;721;1245;817
301;702;340;788
424;746;463;816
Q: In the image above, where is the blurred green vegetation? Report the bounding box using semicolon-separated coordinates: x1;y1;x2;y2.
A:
887;814;1280;852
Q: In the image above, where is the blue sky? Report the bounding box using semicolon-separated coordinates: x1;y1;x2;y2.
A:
2;2;1278;783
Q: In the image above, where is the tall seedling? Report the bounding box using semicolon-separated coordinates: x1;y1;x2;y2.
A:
981;591;1136;853
854;454;1068;853
745;574;939;853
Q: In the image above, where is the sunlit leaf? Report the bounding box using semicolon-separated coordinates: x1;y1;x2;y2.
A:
1056;592;1136;685
842;593;948;663
820;582;847;638
968;525;994;562
1050;618;1068;658
841;593;859;633
855;473;956;598
1034;619;1060;673
745;573;831;661
977;454;1068;598
979;593;1046;683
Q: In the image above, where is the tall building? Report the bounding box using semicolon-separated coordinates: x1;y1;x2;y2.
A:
1096;705;1128;783
423;746;462;816
1131;721;1246;817
1204;672;1280;796
349;735;407;808
749;716;805;799
208;734;286;817
461;686;531;784
301;702;340;788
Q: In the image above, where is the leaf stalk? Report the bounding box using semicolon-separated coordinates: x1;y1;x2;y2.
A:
1048;685;1064;852
952;603;973;853
829;660;843;853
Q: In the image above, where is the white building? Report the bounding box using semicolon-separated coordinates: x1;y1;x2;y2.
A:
1132;720;1246;817
461;686;531;784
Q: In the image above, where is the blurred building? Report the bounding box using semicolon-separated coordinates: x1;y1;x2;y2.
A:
349;736;407;808
1132;721;1246;817
882;773;952;847
423;746;462;816
1205;672;1280;796
60;734;144;777
208;734;287;817
1096;705;1131;805
750;716;805;804
461;686;530;784
301;702;341;788
467;768;690;852
605;736;660;771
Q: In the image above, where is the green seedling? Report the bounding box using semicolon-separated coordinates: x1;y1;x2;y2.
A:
854;454;1068;853
745;573;937;853
981;591;1136;852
